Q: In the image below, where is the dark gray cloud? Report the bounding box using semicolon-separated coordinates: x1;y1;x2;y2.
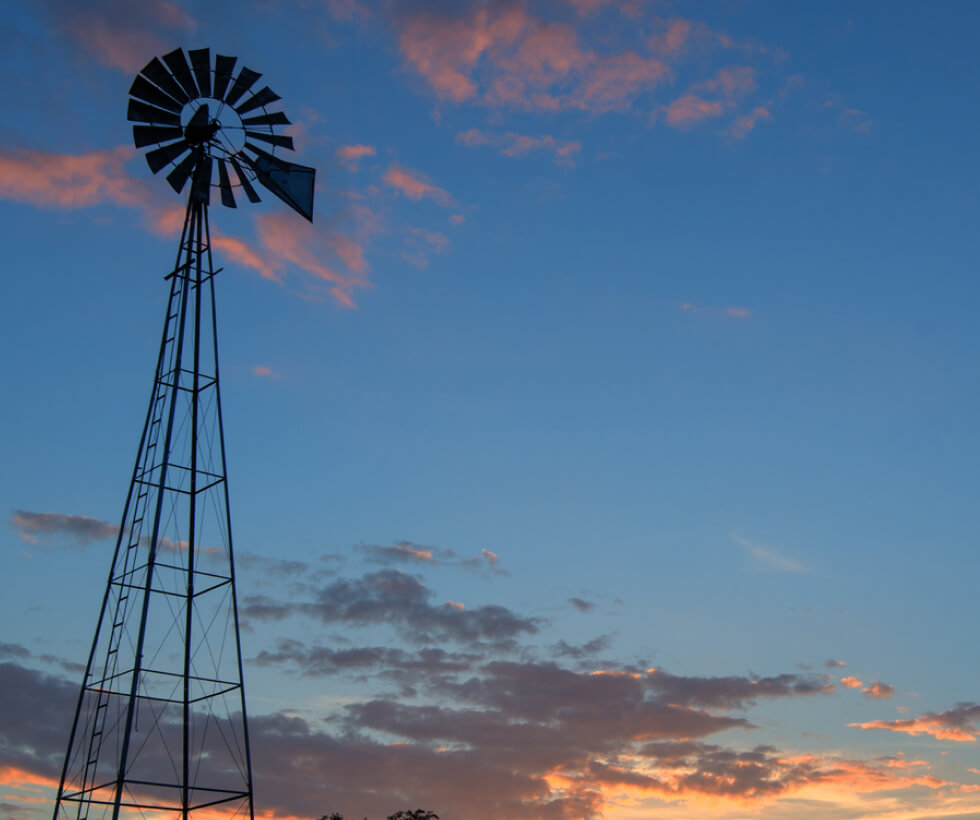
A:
10;509;118;545
242;569;539;646
568;597;596;612
645;668;835;709
551;634;615;659
254;639;480;679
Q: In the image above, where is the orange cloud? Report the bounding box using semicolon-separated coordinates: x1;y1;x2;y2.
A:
456;129;581;166
384;164;453;206
850;703;980;742
252;365;280;379
862;681;895;700
841;676;863;689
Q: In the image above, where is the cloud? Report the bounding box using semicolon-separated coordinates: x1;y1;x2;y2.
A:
730;533;808;573
679;303;753;319
862;681;895;700
825;658;846;668
9;510;117;546
841;107;873;134
842;676;863;689
662;94;725;128
252;365;280;379
569;597;596;613
645;668;834;709
384;164;453;206
336;144;377;170
394;5;671;114
449;213;465;225
850;703;980;742
355;541;505;576
727;105;772;139
456;129;581;166
0;146;147;210
41;0;196;73
241;569;538;646
0;146;376;308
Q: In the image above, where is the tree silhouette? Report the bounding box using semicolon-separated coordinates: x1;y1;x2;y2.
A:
388;812;439;820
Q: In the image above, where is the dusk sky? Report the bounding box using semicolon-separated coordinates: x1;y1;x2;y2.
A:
1;1;978;819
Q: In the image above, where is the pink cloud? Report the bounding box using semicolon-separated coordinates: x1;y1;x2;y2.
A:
395;6;670;114
680;303;752;319
384;164;453;206
402;227;450;269
0;146;147;209
252;365;278;378
842;676;864;689
456;128;581;166
850;703;980;742
662;94;725;128
841;107;873;134
59;0;196;73
728;105;772;139
449;214;466;226
648;18;694;55
698;65;757;98
336;144;377;170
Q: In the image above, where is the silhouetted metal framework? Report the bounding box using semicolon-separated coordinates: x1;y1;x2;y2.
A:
53;48;316;820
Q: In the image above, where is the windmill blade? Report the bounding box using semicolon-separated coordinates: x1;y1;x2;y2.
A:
167;151;199;194
163;48;199;100
130;75;183;113
213;54;237;101
128;99;181;126
216;159;237;208
224;67;261;106
139;57;189;104
244;131;294;150
236;86;281;115
145;139;190;173
242;145;315;221
133;124;184;149
188;48;212;97
229;156;261;203
191;156;212;204
241;111;291;128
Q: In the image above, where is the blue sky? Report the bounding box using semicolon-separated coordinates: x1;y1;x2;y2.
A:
1;1;978;818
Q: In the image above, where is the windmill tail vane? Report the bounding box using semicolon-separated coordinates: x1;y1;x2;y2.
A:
51;47;317;820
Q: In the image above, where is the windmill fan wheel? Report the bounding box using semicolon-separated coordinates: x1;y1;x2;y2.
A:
128;47;315;221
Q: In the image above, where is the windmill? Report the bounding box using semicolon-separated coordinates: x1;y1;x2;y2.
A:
52;48;315;820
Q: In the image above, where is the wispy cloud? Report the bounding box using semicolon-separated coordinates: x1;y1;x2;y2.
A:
384;164;454;206
336;144;377;170
730;533;809;573
9;510;117;546
679;302;752;319
456;129;581;166
850;703;980;742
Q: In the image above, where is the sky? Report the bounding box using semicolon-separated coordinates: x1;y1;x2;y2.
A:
1;1;978;819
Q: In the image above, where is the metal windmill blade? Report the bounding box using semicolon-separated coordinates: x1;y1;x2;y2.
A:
127;47;316;219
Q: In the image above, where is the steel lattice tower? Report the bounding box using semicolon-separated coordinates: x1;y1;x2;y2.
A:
52;47;315;820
